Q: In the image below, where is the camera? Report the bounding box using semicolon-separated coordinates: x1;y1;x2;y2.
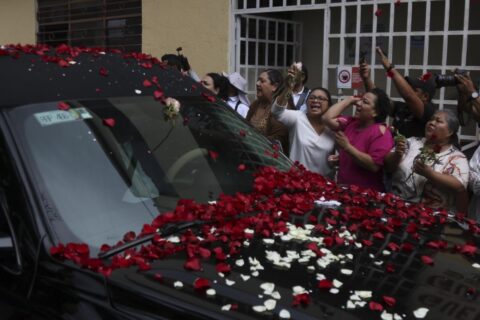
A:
435;69;468;87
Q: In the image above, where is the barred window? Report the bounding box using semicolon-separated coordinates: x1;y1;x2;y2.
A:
37;0;142;52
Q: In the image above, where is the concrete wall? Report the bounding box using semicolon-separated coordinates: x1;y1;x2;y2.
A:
0;0;36;45
142;0;231;79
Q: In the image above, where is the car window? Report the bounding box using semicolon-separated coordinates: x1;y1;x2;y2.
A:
7;96;291;249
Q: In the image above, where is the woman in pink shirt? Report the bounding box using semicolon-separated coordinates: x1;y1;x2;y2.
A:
323;88;394;191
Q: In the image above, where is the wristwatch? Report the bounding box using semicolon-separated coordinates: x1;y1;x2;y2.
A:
468;91;479;102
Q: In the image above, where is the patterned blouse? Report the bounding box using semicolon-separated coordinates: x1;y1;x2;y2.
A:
390;137;469;211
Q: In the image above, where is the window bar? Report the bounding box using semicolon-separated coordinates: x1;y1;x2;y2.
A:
423;0;431;76
371;1;378;86
386;0;395;97
462;0;469;68
354;2;361;96
404;0;413;77
440;0;450;112
322;7;330;88
338;4;346;95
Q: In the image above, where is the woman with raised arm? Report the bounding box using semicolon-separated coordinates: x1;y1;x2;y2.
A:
323;89;394;191
272;80;335;177
246;69;290;154
384;109;469;211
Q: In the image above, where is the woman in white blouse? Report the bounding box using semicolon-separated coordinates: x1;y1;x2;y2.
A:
272;87;335;178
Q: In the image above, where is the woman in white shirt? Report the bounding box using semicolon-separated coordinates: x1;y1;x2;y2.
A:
272;87;335;178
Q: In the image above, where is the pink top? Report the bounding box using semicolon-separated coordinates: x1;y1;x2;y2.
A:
337;116;394;191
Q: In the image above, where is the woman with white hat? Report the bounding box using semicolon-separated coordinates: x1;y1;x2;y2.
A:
226;72;250;118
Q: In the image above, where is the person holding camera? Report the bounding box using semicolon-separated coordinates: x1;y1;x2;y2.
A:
360;47;436;138
456;72;480;220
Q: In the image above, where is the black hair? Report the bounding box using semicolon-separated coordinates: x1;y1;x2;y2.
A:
161;53;191;72
370;88;390;123
307;87;332;106
206;72;229;100
261;69;284;89
301;64;309;85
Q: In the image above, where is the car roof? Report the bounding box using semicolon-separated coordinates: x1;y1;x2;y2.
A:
0;44;200;107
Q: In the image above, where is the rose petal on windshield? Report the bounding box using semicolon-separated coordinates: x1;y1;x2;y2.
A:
103;118;116;128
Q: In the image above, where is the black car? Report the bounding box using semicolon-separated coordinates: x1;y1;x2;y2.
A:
0;44;479;320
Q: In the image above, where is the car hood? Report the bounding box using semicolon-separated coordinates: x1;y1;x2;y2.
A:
105;217;480;320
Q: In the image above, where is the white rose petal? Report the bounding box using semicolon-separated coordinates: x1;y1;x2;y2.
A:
307;266;316;272
394;314;402;320
135;89;142;94
206;288;216;296
69;60;76;65
173;281;183;288
382;250;391;256
279;309;291;319
413;308;429;319
271;291;281;300
330;288;340;294
293;286;306;294
253;305;267;313
316;273;326;281
225;279;235;286
221;304;232;311
263;238;275;245
218;272;225;278
251;271;259;277
341;269;353;275
346;300;356;309
260;282;275;294
167;236;180;243
355;301;367;307
355;291;372;299
333;279;343;288
473;263;480;269
381;310;393;320
241;274;251;281
264;299;276;311
245;228;254;234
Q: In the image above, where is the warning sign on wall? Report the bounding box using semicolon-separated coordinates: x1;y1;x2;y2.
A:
337;66;362;89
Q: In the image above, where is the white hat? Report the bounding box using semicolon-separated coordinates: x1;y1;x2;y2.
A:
226;72;250;106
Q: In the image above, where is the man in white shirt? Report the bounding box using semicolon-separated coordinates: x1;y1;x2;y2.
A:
286;63;310;112
225;72;250;118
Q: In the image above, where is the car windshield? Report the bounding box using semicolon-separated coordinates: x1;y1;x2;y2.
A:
7;96;291;249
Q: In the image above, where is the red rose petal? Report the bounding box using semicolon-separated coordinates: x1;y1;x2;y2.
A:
193;277;210;290
421;72;432;81
209;150;219;161
153;90;164;100
58;101;70;110
216;262;231;274
99;67;109;77
369;301;383;312
459;244;477;256
395;0;401;7
383;296;396;307
103;118;116;128
292;293;310;306
318;279;333;289
421;255;434;265
57;59;69;68
374;8;382;17
386;70;394;78
184;257;202;271
201;92;216;102
50;244;65;256
154;273;163;282
237;164;246;171
143;79;153;87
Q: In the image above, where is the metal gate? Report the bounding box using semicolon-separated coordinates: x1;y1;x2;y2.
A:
232;0;480;151
234;14;302;99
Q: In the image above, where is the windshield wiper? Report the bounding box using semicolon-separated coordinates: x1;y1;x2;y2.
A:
97;220;208;260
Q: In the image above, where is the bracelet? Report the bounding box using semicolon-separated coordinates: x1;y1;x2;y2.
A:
386;64;395;72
